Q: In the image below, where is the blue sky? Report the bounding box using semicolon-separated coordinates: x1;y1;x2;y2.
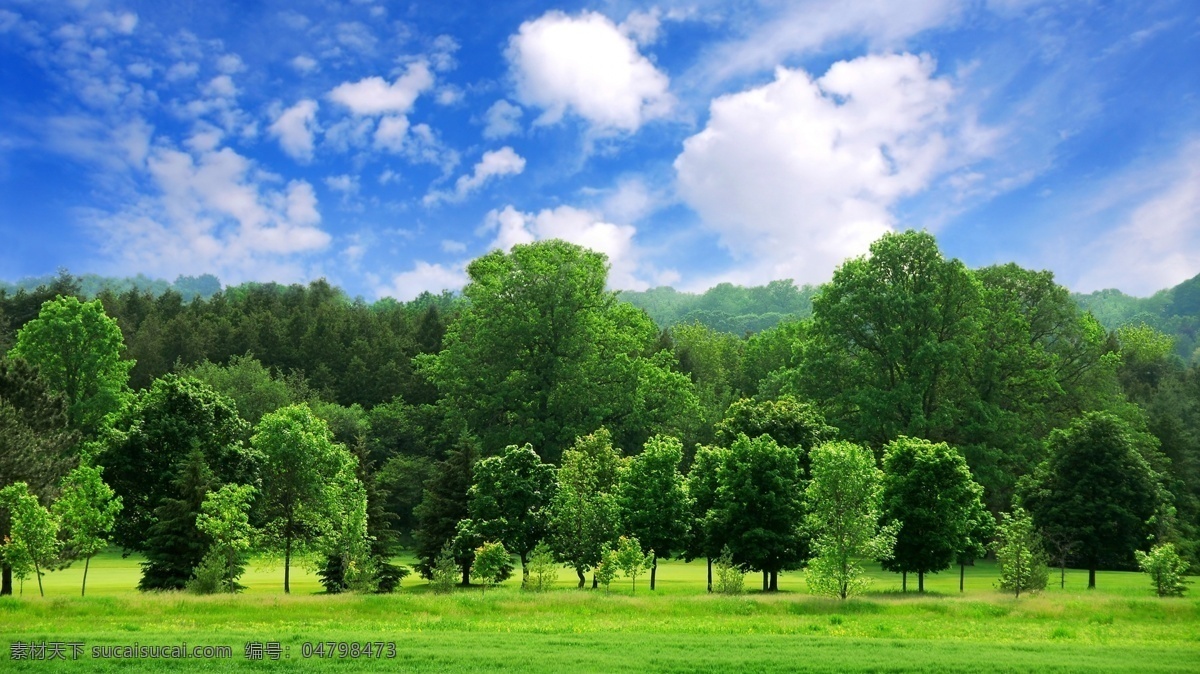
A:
0;0;1196;300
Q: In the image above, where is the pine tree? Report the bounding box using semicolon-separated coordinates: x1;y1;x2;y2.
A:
138;451;215;591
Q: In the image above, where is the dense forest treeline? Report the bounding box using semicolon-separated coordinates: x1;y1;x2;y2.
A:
0;231;1198;599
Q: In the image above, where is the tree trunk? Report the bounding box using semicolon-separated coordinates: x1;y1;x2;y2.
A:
902;571;907;593
650;556;657;591
34;561;43;597
706;557;712;593
769;570;778;592
82;555;91;597
592;572;598;589
576;567;585;589
462;565;470;586
1060;563;1066;589
284;534;292;594
762;570;768;591
521;552;529;584
918;571;924;593
1088;566;1096;589
2;563;12;596
959;564;964;593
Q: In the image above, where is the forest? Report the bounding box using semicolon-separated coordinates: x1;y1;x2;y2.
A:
0;230;1197;601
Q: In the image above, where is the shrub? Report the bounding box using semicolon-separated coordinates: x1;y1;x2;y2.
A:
524;541;558;592
714;546;745;595
186;554;225;595
429;543;458;594
1135;543;1190;597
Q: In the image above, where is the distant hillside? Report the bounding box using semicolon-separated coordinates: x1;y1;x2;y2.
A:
1072;272;1200;360
619;280;818;335
0;272;223;302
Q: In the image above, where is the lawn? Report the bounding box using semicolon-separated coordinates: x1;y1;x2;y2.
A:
1;552;1197;672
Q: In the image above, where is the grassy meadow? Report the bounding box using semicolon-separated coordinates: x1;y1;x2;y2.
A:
1;551;1197;672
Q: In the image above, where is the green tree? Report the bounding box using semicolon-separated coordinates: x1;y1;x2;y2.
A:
0;482;61;597
1135;543;1190;597
804;441;897;600
880;437;987;592
595;547;619;593
194;483;256;593
9;296;133;436
138;450;215;591
1022;412;1163;588
253;404;358;593
52;465;122;596
684;444;727;592
709;433;805;591
714;396;835;476
414;434;478;585
955;500;995;593
463;444;556;581
525;541;558;592
712;545;745;595
183;354;297;425
0;357;75;595
548;428;622;588
613;535;653;594
618;435;690;590
994;507;1048;598
800;231;983;446
429;543;458;594
472;540;510;595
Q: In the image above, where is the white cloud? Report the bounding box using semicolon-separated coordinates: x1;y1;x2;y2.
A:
430;34;459;72
481;204;647;289
441;239;467;253
216;53;245;74
674;53;959;286
373;115;410;152
1073;141;1200;295
435;86;463;106
620;9;661;45
202;75;238;99
92;145;332;284
166;61;199;81
325;174;360;195
426;147;525;205
291;55;319;74
127;62;153;78
268;99;320;162
327;61;433;116
377;261;468;301
483;99;523;139
506;11;673;133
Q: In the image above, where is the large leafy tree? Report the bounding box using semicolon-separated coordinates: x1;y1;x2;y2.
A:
0;357;75;595
617;435;691;590
100;375;257;551
804;441;897;599
709;433;805;591
799;230;983;447
418;240;694;463
684;444;727;592
714;395;835;477
9;296;133;436
461;443;556;582
253;403;359;593
880;437;988;592
548;428;623;588
1022;412;1163;588
52;465;122;596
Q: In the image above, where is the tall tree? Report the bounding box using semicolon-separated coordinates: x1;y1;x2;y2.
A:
714;395;835;477
804;441;897;600
253;403;358;593
413;434;478;584
617;435;690;590
9;296;133;436
684;444;727;592
461;443;556;582
880;437;988;592
138;450;216;591
52;465;122;596
548;428;622;588
0;357;75;595
709;433;805;591
194;483;256;593
1022;412;1163;588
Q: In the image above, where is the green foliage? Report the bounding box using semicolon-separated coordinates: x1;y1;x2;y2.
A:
617;434;690;587
52;464;121;595
595;548;619;592
472;541;510;595
1022;412;1163;586
9;295;133;436
620;280;817;335
1135;543;1190;597
466;443;557;578
548;429;622;587
185;551;227;595
138;451;215;591
669;321;745;444
429;543;458;594
712;545;744;595
414;434;477;581
194;483;256;593
708;433;805;586
1;482;62;597
714;395;834;476
880;437;988;590
613;535;653;594
182;355;297;425
524;541;558;592
683;444;727;568
804;441;897;600
253;403;359;593
994;507;1049;598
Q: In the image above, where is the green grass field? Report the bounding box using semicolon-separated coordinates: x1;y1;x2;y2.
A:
1;551;1197;672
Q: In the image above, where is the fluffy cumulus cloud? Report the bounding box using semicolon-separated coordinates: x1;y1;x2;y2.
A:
327;61;434;116
483;99;523;139
268;99;319;162
675;53;959;286
1074;141;1200;295
481;204;646;289
377;261;468;301
426;147;525;205
92;145;331;283
506;11;673;133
